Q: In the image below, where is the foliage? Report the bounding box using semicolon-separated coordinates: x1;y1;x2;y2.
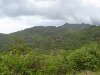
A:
0;23;100;75
0;43;100;75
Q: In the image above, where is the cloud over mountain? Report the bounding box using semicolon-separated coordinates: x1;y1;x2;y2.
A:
0;0;100;33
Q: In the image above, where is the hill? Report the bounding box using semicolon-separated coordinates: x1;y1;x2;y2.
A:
0;23;100;75
0;23;100;51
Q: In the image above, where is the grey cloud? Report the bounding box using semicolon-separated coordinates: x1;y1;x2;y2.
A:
0;0;36;16
0;0;100;25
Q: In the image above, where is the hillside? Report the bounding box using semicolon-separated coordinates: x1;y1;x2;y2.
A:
0;23;100;75
0;23;99;51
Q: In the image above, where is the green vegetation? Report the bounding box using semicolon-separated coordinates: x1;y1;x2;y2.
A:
0;43;100;75
0;23;100;75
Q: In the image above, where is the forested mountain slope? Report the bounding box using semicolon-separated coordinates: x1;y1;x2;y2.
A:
0;23;100;50
0;23;100;75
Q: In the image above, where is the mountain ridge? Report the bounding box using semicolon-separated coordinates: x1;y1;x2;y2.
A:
0;23;99;51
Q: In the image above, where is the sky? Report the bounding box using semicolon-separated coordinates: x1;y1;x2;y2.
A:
0;0;100;33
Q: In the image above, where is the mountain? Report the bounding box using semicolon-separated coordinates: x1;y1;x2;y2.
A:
0;23;100;51
0;23;100;75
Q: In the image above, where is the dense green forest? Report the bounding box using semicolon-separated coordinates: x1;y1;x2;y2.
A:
0;23;100;75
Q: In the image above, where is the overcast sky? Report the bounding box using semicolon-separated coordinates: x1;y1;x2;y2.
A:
0;0;100;33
